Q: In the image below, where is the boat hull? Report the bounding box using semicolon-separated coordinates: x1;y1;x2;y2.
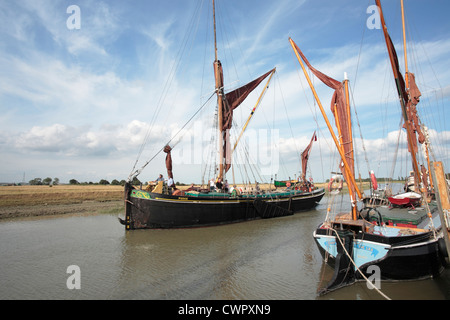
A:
121;183;325;229
314;226;445;282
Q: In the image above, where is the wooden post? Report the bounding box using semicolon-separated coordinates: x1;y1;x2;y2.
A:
430;161;450;261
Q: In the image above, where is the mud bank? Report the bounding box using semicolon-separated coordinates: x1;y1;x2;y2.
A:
0;200;124;220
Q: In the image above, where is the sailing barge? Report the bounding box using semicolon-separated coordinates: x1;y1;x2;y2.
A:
120;0;325;230
290;0;449;294
122;184;325;229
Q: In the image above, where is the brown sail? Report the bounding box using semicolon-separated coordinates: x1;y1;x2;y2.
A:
290;41;354;181
217;67;276;174
376;0;423;186
301;131;317;181
163;145;173;179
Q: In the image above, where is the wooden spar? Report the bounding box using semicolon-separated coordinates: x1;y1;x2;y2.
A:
344;73;358;219
213;0;225;180
289;37;363;202
429;162;450;261
343;73;353;163
333;85;357;219
332;97;355;204
232;68;276;152
426;143;434;190
376;0;421;188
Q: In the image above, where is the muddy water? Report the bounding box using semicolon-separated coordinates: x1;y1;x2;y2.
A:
0;196;449;300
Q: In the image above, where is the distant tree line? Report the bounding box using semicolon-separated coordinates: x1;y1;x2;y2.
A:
28;177;138;186
68;178;134;185
29;177;60;185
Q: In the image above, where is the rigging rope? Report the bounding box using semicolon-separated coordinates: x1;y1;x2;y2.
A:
128;1;205;180
128;92;216;181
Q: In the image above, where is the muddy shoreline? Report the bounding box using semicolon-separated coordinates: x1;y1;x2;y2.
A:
0;200;124;220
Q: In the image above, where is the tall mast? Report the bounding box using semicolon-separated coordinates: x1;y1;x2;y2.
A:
401;0;409;87
213;0;224;180
376;0;421;188
401;0;423;191
343;72;358;219
213;0;218;63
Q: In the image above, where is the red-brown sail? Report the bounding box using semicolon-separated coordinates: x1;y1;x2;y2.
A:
376;0;422;186
290;41;354;181
301;131;317;181
163;145;173;179
222;68;276;130
405;72;425;150
218;67;276;173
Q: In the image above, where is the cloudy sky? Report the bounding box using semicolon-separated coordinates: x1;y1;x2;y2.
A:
1;0;449;185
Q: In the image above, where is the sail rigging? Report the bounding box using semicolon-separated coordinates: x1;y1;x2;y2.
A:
212;0;275;179
289;38;363;215
288;0;450;296
376;0;423;189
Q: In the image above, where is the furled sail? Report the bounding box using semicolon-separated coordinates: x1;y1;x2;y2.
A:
301;131;317;181
377;0;423;188
163;145;173;179
385;35;424;153
405;72;425;151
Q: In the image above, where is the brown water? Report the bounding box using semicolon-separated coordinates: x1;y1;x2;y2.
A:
0;196;449;300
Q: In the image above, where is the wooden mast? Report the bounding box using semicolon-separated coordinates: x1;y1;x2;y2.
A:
401;0;409;87
376;0;421;188
213;0;225;180
289;38;363;207
343;72;358;219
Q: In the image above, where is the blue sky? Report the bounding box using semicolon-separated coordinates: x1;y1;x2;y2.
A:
0;0;449;185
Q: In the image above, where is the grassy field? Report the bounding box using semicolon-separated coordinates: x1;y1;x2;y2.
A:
0;181;374;207
0;184;124;207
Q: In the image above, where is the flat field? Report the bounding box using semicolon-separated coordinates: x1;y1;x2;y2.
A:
0;185;124;219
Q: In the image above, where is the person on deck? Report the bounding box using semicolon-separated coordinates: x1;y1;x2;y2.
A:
167;177;174;194
255;182;261;194
224;180;229;193
215;178;223;191
156;174;164;182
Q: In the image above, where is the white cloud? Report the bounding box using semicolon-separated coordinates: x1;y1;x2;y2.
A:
3;120;171;158
0;0;449;184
